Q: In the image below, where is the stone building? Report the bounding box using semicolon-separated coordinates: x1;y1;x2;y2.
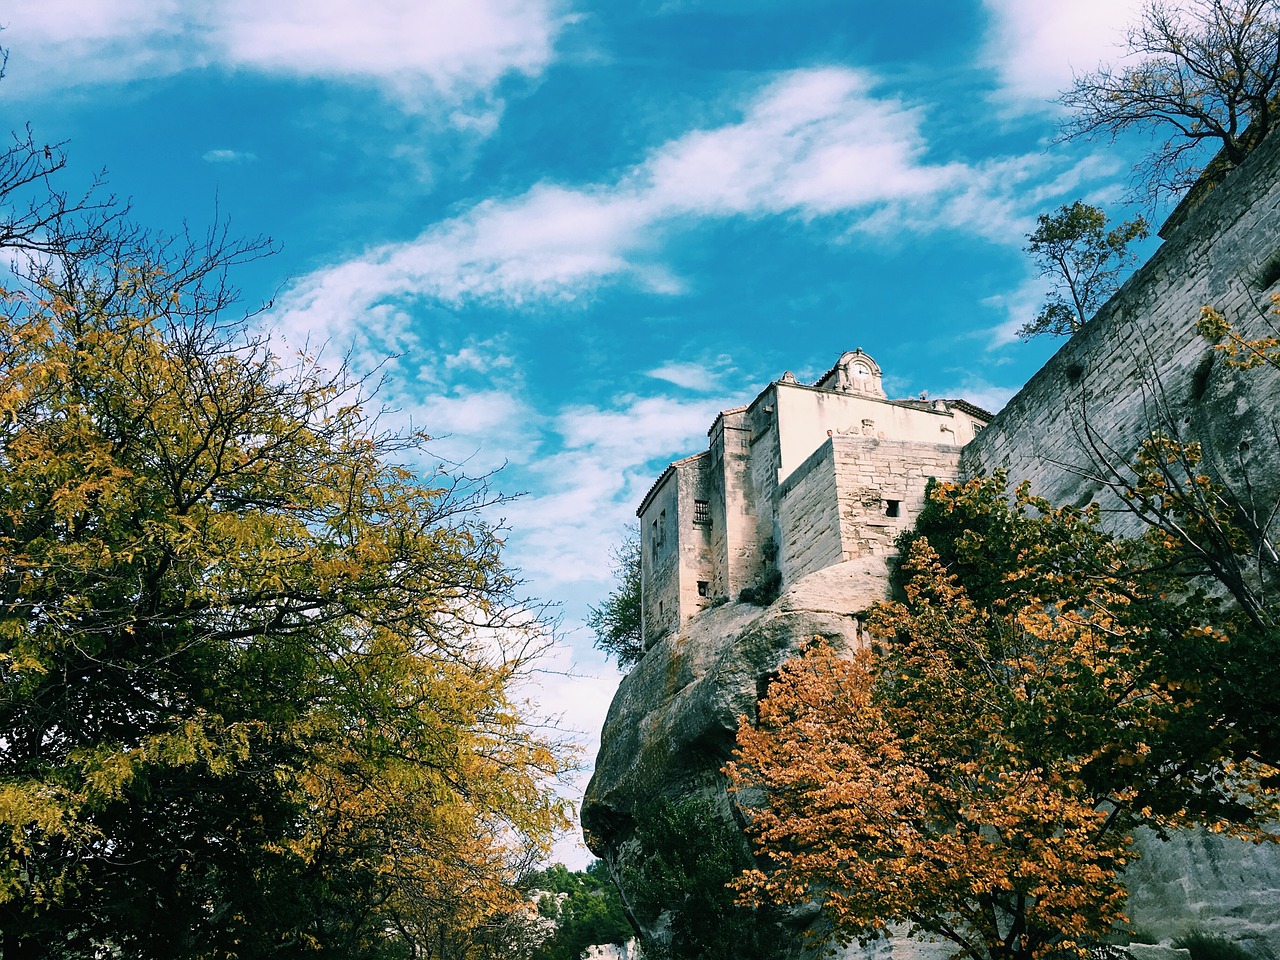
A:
636;349;991;644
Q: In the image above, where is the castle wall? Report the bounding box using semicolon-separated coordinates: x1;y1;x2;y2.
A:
960;126;1280;524
775;437;966;586
774;384;981;480
831;436;962;558
747;387;785;592
776;440;843;583
709;409;757;600
675;456;715;623
638;468;681;645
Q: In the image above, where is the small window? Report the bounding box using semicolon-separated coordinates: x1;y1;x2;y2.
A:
658;510;667;546
651;518;659;553
694;499;711;525
658;601;664;619
884;499;901;518
697;581;709;597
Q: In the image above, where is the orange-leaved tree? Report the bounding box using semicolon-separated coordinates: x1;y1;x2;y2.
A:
729;475;1278;960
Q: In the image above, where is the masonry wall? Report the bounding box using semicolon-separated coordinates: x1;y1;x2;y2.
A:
832;437;963;558
960;129;1280;521
675;458;715;622
712;409;758;600
774;383;982;479
776;440;843;583
746;387;785;593
639;470;681;646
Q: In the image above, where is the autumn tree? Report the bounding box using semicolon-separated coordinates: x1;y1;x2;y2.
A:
0;195;571;956
1019;201;1149;340
730;476;1279;960
1058;0;1280;205
586;529;644;669
1068;293;1280;773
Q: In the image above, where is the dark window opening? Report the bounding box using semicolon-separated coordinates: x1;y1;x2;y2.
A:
884;499;901;518
694;499;711;525
697;580;709;597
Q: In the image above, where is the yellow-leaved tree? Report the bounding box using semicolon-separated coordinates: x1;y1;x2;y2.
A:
0;219;572;957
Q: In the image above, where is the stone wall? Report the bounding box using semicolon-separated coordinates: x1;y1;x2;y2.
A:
960;126;1280;522
777;440;843;583
639;466;682;645
831;436;962;559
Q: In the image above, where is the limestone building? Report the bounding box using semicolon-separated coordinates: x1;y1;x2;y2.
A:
636;350;991;644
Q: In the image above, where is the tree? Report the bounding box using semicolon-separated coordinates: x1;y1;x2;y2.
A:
622;796;784;960
0;184;571;956
585;530;643;669
0;51;120;258
1070;294;1280;774
524;861;634;960
1019;202;1149;340
729;476;1279;960
1058;0;1280;205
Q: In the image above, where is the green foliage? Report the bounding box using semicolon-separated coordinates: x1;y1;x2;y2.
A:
623;796;782;960
525;861;633;960
1020;201;1149;340
586;531;644;669
1174;929;1256;960
0;223;570;956
739;568;782;607
732;474;1278;960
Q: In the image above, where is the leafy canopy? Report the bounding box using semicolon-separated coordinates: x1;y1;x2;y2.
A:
0;226;572;958
730;475;1279;960
586;529;644;669
1019;201;1149;340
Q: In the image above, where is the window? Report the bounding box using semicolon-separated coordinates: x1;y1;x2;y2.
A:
658;510;667;546
884;499;901;518
697;580;709;597
694;499;710;525
651;519;659;555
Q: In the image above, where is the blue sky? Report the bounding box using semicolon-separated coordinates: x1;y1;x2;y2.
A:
4;0;1185;864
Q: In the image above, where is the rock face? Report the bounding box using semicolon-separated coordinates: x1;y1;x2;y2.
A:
582;561;886;958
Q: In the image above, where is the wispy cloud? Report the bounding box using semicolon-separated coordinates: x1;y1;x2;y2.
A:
646;354;736;393
2;0;566;116
270;66;1103;343
202;148;257;164
504;393;732;589
981;0;1144;108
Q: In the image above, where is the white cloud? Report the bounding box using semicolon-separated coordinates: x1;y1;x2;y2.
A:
980;276;1050;348
982;0;1145;107
269;65;1079;341
202;148;257;164
937;378;1016;416
646;358;732;392
503;393;731;590
2;0;565;113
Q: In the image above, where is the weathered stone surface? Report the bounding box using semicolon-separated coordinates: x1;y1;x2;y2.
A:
1123;945;1192;960
582;588;863;857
